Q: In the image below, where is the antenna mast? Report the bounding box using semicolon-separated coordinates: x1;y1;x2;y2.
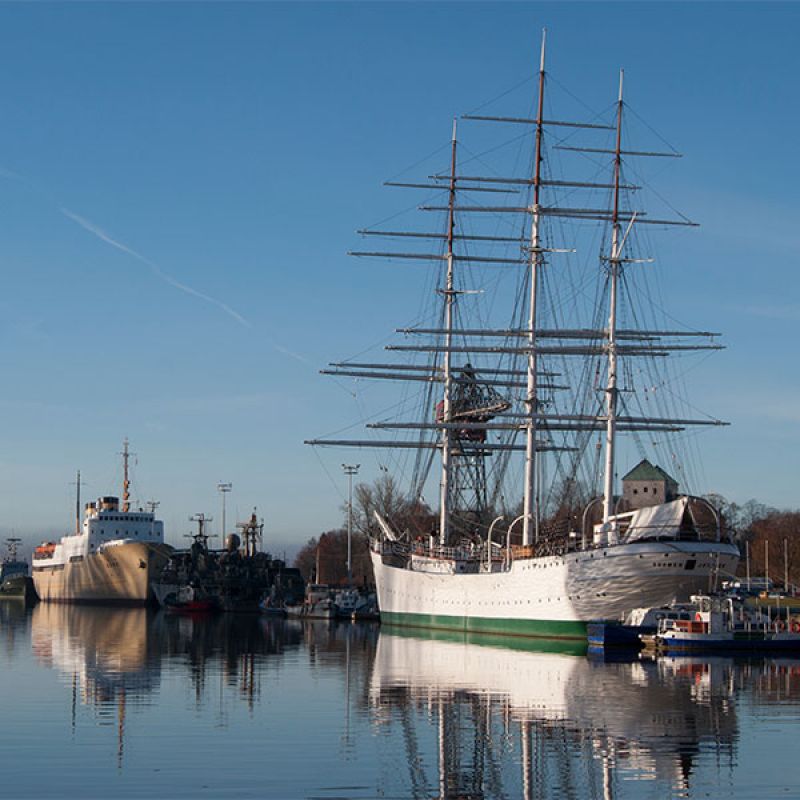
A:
602;70;624;525
121;438;133;513
523;29;546;548
71;470;86;535
438;117;458;546
5;537;20;561
188;513;213;548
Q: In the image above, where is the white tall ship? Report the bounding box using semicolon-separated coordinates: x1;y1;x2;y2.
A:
32;441;171;604
308;34;739;638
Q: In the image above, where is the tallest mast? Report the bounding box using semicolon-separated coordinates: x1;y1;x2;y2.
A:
438;118;458;545
522;29;546;548
602;70;624;525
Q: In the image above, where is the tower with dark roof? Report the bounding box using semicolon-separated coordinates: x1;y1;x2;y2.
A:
622;459;679;510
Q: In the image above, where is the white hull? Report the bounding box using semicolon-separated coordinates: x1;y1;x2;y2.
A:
371;540;739;637
33;542;172;605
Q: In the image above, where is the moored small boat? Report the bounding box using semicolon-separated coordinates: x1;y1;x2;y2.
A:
286;584;336;619
162;584;219;614
643;595;800;654
588;603;695;649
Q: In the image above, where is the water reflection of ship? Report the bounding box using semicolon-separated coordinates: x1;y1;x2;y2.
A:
29;606;308;764
155;613;305;710
0;597;30;656
369;631;739;798
31;604;160;700
31;604;160;767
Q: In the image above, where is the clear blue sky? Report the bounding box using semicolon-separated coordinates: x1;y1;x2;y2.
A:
0;2;797;554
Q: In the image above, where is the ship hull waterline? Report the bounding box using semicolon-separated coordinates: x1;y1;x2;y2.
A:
371;540;740;641
32;542;172;605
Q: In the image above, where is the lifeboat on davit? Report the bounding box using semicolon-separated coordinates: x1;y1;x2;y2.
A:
34;542;56;559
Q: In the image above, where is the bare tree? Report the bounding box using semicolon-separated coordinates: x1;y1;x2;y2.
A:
293;528;374;588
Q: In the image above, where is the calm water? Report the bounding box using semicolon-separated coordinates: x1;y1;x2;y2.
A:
1;602;799;799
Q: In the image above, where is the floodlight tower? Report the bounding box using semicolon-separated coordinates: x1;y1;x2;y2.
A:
342;464;360;584
218;482;232;544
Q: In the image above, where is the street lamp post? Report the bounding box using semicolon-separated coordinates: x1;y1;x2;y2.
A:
218;483;232;546
342;464;360;585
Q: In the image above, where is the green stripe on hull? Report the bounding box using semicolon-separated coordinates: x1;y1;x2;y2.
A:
381;611;588;642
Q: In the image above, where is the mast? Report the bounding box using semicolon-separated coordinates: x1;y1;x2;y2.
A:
522;29;546;547
75;470;81;535
70;470;86;534
602;70;624;525
438;118;458;546
121;438;131;513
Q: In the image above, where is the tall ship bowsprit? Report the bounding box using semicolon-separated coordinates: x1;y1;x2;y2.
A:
32;440;172;605
307;32;739;638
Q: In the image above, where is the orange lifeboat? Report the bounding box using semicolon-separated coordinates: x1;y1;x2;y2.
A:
34;542;56;559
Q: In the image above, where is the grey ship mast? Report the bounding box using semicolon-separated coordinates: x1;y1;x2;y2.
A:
523;30;546;548
307;31;730;547
439;118;458;545
603;72;624;527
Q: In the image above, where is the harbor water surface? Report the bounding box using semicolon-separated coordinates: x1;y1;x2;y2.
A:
1;602;798;799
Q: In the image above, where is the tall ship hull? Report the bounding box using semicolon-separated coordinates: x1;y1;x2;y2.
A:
33;541;171;605
371;540;739;638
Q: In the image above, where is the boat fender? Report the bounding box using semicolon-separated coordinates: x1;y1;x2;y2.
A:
694;612;702;622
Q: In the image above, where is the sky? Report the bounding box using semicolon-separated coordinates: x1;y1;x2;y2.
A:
0;2;797;555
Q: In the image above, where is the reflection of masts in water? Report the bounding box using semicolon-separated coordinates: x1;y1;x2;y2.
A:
437;698;445;800
398;700;429;799
521;720;532;800
71;672;78;736
435;693;505;800
117;688;126;770
602;750;614;800
240;650;257;710
341;628;352;752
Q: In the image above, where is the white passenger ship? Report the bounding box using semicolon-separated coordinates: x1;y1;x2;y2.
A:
32;442;171;604
308;34;739;638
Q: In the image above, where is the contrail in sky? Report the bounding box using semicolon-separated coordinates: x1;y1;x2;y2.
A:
60;207;252;329
0;163;316;365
